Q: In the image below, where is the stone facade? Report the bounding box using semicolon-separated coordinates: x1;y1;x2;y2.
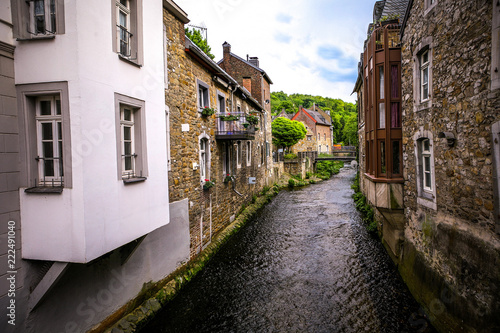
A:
291;106;333;153
164;9;272;258
400;0;500;331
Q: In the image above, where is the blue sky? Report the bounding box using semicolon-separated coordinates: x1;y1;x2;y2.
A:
175;0;376;103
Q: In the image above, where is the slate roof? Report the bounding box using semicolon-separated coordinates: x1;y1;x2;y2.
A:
304;108;331;126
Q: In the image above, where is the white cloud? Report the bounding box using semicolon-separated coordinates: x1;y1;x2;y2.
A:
175;0;375;103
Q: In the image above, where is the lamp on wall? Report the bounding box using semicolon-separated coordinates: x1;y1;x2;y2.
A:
438;132;456;147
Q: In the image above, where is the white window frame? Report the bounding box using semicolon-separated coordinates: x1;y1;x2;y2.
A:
222;142;232;177
236;140;242;168
414;129;437;210
246;141;252;166
261;145;265;166
199;134;210;184
115;93;147;182
35;95;63;186
413;38;433;112
116;0;131;57
420;50;430;102
197;79;210;112
424;0;438;16
120;106;135;178
29;0;57;35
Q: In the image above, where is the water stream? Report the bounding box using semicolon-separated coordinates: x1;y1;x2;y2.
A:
141;166;436;333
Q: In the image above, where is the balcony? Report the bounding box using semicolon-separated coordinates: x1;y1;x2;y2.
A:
215;112;257;141
367;22;401;52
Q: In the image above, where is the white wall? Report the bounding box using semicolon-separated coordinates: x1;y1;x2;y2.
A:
17;0;170;263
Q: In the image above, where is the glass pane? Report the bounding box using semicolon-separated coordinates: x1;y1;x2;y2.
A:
391;65;399;98
379;103;385;128
200;140;205;151
123;109;132;121
40;100;51;115
423;84;428;100
425;172;432;189
392;141;400;174
379;66;384;99
380;141;386;174
42;123;53;140
120;0;128;7
424;156;431;172
124;156;132;171
423;139;430;152
123;126;131;140
43;142;54;158
423;68;428;85
422;51;428;64
391;103;400;128
57;122;62;140
55;99;61;115
35;0;45;15
124;142;132;155
119;11;127;27
44;159;54;177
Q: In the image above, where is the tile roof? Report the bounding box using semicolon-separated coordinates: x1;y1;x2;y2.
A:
303;108;331;126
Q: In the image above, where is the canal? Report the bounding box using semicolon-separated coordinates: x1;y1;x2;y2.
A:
141;165;436;333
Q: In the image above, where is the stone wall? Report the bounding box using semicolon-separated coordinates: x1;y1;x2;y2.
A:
164;9;271;258
401;0;500;331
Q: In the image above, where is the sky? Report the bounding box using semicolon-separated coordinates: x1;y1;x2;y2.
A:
174;0;376;103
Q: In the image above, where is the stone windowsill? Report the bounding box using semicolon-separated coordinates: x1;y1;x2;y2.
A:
25;186;63;194
123;177;147;184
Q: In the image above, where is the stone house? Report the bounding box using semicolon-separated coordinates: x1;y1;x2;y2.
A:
291;106;333;153
1;1;191;332
164;9;271;257
356;0;500;332
399;0;500;331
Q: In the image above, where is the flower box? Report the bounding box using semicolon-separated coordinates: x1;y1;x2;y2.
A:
201;107;215;117
203;179;215;190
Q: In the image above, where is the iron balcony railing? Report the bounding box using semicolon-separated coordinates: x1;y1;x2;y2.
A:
215;112;257;140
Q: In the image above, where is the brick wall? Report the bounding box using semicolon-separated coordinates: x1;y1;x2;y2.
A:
165;10;270;257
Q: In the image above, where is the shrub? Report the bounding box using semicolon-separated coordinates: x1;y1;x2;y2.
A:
284;153;298;160
251;194;257;203
305;171;312;179
288;179;295;188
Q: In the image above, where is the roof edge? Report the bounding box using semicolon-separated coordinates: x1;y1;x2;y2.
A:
163;0;189;24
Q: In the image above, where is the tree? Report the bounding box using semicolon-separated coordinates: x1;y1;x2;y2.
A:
185;28;215;60
343;113;358;146
272;117;307;150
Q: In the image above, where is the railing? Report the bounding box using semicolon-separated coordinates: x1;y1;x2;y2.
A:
371;23;401;51
117;25;133;57
215;112;257;140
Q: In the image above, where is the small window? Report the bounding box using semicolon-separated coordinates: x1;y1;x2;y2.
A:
237;141;242;168
420;50;430;102
392;140;401;175
261;145;264;166
246;141;252;166
307;135;312;141
112;0;143;65
223;142;232;176
218;94;225;113
115;93;147;182
200;138;210;183
36;96;63;186
422;139;432;191
380;140;386;174
197;80;209;112
12;0;65;39
324;133;326;141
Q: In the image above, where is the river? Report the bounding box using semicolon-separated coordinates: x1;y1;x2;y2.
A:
141;165;436;333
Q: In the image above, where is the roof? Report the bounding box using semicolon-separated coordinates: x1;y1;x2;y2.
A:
400;0;413;38
381;0;410;19
163;0;189;24
306;108;331;126
217;52;273;84
185;37;264;111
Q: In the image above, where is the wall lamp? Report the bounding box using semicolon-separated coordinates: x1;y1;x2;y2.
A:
438;132;456;147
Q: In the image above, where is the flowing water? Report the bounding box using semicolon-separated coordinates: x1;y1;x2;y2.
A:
141;165;436;333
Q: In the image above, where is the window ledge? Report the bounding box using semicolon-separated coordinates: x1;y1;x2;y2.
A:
25;186;63;194
123;177;147;184
414;100;432;112
417;196;437;210
17;35;56;42
118;54;142;68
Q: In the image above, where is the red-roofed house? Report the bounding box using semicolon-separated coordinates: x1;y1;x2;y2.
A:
291;105;333;153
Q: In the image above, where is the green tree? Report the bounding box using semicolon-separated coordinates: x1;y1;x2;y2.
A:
272;117;306;150
185;28;215;60
343;113;358;146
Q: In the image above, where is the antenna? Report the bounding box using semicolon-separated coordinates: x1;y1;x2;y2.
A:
187;22;208;42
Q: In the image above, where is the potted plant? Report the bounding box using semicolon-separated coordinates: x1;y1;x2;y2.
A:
223;174;234;183
201;107;215;117
219;113;240;121
203;179;215;190
246;115;259;125
242;123;250;128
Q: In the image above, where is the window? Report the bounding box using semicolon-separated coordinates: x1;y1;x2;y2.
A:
318;133;320;141
17;82;72;190
414;130;437;210
413;39;433;112
115;93;147;182
223;142;232;176
112;0;143;65
319;145;322;153
246;141;252;166
199;136;210;184
307;135;312;141
420;50;429;102
36;96;63;186
424;0;438;15
422;139;432;191
12;0;65;39
261;145;265;166
324;133;326;141
492;121;500;234
380;140;386;175
217;93;225;113
236;141;242;168
197;79;209;112
392;140;401;175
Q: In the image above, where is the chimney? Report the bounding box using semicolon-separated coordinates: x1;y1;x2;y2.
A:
223;41;231;55
248;56;259;68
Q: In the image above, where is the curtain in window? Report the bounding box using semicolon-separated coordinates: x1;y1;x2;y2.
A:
391;102;400;128
391;65;399;98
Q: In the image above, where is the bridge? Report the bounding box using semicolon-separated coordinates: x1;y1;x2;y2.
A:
314;148;357;162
